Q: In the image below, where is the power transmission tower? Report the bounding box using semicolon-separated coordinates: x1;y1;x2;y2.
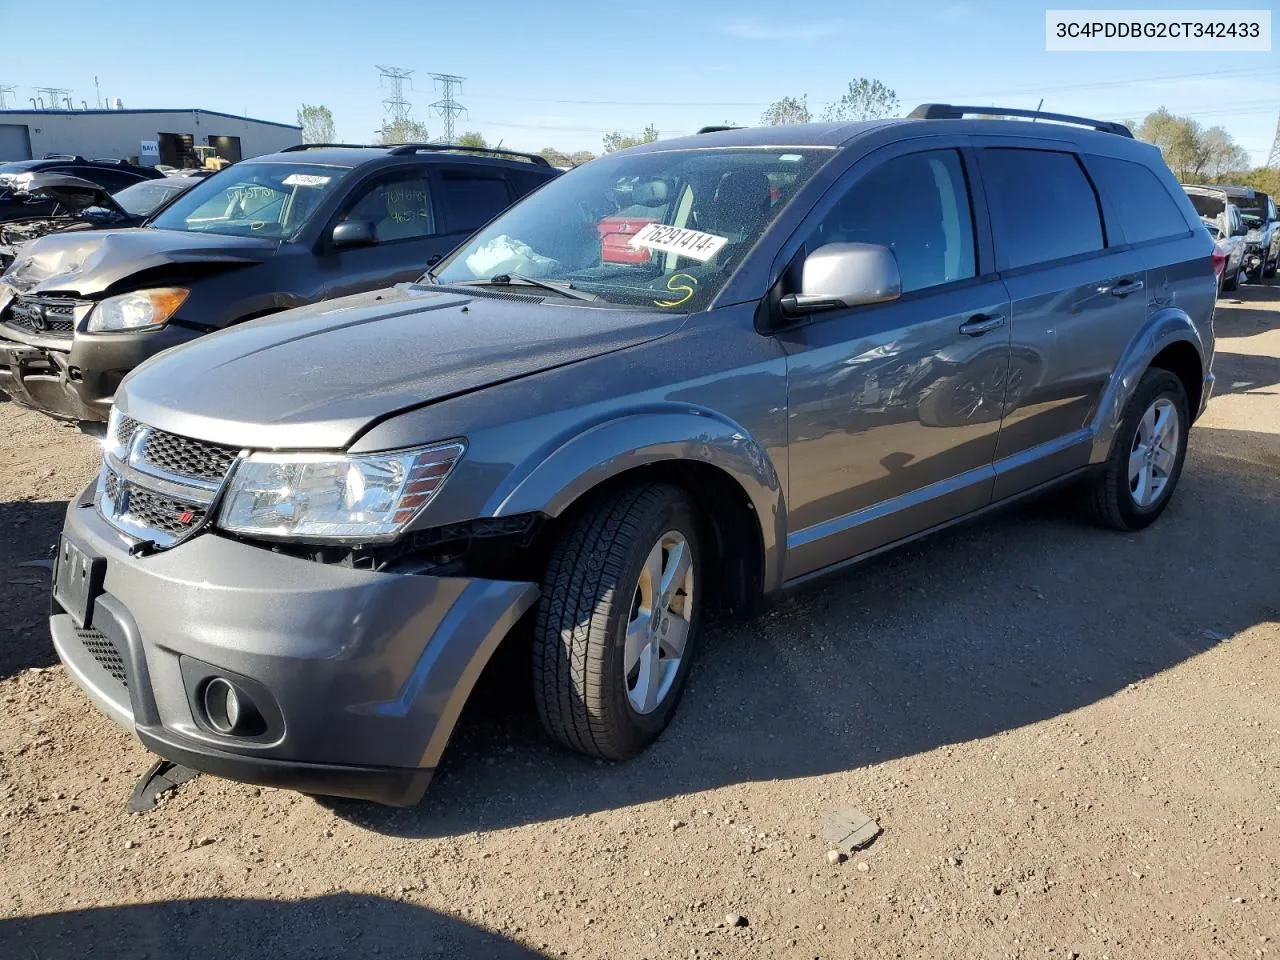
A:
376;65;414;127
0;84;16;109
430;73;467;143
1268;110;1280;169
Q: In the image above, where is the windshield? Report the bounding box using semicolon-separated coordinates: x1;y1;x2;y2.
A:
1186;193;1225;220
111;178;194;217
1237;195;1268;227
433;147;833;311
148;162;349;238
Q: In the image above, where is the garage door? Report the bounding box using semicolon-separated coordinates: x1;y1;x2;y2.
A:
0;125;33;161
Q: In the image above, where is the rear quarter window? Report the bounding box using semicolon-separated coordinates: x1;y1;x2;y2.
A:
437;172;512;235
980;148;1104;270
1085;156;1189;244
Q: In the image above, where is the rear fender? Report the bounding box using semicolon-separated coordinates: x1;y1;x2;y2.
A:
492;406;786;596
1089;306;1209;463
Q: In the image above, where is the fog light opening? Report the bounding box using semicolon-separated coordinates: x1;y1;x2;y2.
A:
201;677;264;736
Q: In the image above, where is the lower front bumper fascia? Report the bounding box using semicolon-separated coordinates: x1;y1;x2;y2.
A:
135;727;435;806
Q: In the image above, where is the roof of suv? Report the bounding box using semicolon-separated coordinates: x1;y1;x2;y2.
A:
633;104;1153;159
256;142;556;172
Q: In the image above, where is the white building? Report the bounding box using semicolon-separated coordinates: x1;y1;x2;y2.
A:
0;108;302;167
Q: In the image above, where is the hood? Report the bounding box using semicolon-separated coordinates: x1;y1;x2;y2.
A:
1;227;276;296
20;173;123;215
119;284;682;450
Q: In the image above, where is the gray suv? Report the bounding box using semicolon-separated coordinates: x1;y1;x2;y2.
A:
51;104;1216;805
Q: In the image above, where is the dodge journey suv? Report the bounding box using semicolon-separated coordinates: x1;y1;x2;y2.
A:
51;105;1216;805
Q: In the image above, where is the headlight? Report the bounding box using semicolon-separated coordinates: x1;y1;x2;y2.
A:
86;288;188;333
218;441;466;542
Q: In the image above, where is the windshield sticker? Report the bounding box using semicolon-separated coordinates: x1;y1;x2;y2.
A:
654;273;697;308
628;223;727;262
282;173;332;187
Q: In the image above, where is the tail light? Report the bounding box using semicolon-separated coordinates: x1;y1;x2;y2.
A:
1211;247;1227;277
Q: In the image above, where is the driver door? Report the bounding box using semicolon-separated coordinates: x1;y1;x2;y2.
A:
318;168;452;300
779;143;1011;579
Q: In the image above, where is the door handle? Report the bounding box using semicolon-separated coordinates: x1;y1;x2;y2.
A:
1104;278;1144;297
958;313;1005;337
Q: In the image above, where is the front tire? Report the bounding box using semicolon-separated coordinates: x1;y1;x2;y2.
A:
1083;368;1189;531
533;484;701;760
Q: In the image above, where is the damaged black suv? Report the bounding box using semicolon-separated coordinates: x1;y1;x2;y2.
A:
0;143;557;423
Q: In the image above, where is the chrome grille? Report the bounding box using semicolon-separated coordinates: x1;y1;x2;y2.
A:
141;430;238;484
122;486;208;537
98;413;240;547
77;628;128;687
3;296;82;338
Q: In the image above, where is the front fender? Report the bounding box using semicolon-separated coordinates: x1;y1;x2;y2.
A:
492;406;787;596
1089;305;1210;464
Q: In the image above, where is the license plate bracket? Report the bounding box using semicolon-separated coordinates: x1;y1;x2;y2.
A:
53;534;106;629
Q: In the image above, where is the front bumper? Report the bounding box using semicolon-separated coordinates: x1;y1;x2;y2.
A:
0;323;199;422
51;485;539;805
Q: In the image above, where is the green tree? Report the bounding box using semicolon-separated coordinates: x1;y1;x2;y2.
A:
1135;108;1251;182
822;78;900;122
538;147;571;167
568;150;596;167
760;95;812;126
455;131;487;148
377;118;431;145
602;124;660;153
296;104;334;144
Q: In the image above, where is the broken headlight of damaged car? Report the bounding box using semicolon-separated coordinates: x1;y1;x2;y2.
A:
217;441;467;543
86;287;188;332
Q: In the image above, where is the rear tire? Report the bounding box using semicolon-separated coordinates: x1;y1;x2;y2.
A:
533;484;701;760
1223;264;1239;292
1083;368;1189;531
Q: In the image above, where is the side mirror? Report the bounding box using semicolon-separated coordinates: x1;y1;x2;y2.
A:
779;242;901;318
332;219;377;249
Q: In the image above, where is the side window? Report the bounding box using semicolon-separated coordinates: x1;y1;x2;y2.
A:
1084;155;1189;244
69;167;140;193
344;172;436;243
437;171;512;235
808;149;976;293
981;149;1104;270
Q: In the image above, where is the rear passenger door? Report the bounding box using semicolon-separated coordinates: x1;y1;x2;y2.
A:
431;166;514;253
974;143;1148;499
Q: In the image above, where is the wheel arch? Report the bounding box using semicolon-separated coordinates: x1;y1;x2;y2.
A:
493;407;786;609
1089;307;1209;464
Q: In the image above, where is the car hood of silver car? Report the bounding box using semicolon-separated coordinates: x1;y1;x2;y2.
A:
118;283;682;450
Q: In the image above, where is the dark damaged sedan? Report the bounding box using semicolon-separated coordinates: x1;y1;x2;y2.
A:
0;144;557;422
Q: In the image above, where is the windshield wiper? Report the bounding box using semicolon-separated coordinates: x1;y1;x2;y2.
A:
450;273;601;302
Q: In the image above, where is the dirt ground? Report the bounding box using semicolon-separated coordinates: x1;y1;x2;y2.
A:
1;285;1278;960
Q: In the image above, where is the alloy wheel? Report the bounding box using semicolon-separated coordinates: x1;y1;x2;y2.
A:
624;531;694;714
1128;397;1180;507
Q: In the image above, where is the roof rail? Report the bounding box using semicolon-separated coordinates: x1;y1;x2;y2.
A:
42;153;84;161
279;143;388;152
908;103;1134;138
90;157;124;164
697;125;742;134
384;143;551;166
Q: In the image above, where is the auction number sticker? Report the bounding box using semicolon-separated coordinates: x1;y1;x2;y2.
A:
283;173;332;187
628;223;728;262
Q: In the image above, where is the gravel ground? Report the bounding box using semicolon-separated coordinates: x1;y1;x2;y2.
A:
1;285;1278;960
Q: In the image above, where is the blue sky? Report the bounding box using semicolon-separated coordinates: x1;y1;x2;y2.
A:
2;0;1277;162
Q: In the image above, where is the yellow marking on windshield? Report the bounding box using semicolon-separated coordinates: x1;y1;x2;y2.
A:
654;273;697;308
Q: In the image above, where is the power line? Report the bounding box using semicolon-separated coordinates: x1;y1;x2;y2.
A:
376;65;414;127
0;84;15;109
430;73;467;143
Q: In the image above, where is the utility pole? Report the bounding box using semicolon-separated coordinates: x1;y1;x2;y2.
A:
430;73;467;143
0;84;16;109
376;65;414;131
1268;110;1280;170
